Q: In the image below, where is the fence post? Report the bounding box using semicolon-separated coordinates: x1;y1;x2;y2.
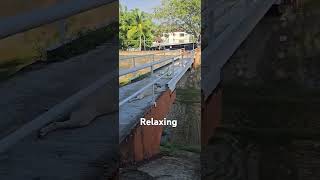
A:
132;57;136;68
171;57;175;77
152;84;155;106
151;54;154;76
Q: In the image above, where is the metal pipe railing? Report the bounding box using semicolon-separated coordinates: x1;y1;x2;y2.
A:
119;56;180;77
119;50;170;61
119;49;180;67
119;51;182;107
119;49;195;107
119;73;167;107
167;59;194;91
0;0;116;40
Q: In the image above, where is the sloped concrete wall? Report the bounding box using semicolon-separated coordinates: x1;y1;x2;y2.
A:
120;90;176;162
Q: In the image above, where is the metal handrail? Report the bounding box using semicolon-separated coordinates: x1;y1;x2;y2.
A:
119;53;156;61
119;50;182;107
119;49;195;107
167;51;195;91
119;50;179;61
119;56;180;76
119;73;168;107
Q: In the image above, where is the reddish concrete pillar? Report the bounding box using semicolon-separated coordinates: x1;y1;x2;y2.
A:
201;86;222;145
192;48;201;69
120;90;176;162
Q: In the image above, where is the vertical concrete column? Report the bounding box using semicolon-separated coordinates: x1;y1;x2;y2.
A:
201;86;222;145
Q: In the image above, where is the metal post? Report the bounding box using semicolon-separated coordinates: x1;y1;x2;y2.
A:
171;57;175;77
152;84;155;106
151;65;154;76
132;57;136;68
181;49;184;59
151;54;154;76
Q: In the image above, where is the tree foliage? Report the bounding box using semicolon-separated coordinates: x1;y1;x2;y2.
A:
120;6;155;50
154;0;201;42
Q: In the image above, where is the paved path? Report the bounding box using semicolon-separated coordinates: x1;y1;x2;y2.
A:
0;114;118;180
0;43;117;138
120;151;200;180
0;43;118;179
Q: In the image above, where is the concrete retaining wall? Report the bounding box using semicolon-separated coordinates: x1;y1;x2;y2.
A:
120;90;176;162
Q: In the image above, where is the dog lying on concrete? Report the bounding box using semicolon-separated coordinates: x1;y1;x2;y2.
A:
128;83;163;102
39;83;118;137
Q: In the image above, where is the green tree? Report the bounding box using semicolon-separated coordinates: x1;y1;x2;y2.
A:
119;6;155;50
119;4;129;49
154;0;201;42
127;9;154;50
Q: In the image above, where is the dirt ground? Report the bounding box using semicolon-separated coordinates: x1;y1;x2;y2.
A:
120;150;200;180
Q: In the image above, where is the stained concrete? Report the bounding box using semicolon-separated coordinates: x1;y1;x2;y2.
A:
0;43;119;179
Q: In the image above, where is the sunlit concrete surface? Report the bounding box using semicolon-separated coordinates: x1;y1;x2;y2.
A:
119;57;193;141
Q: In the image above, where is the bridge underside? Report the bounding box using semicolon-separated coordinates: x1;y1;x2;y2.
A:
202;0;280;144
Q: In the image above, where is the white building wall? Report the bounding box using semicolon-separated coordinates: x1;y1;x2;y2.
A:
161;32;193;44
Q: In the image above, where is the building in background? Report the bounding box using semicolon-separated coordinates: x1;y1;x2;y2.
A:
152;31;196;50
161;31;193;44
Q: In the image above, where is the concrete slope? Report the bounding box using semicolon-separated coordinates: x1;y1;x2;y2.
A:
0;44;117;138
0;43;118;179
0;114;118;180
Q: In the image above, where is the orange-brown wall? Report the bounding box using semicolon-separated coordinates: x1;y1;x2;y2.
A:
201;87;222;145
120;90;176;163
